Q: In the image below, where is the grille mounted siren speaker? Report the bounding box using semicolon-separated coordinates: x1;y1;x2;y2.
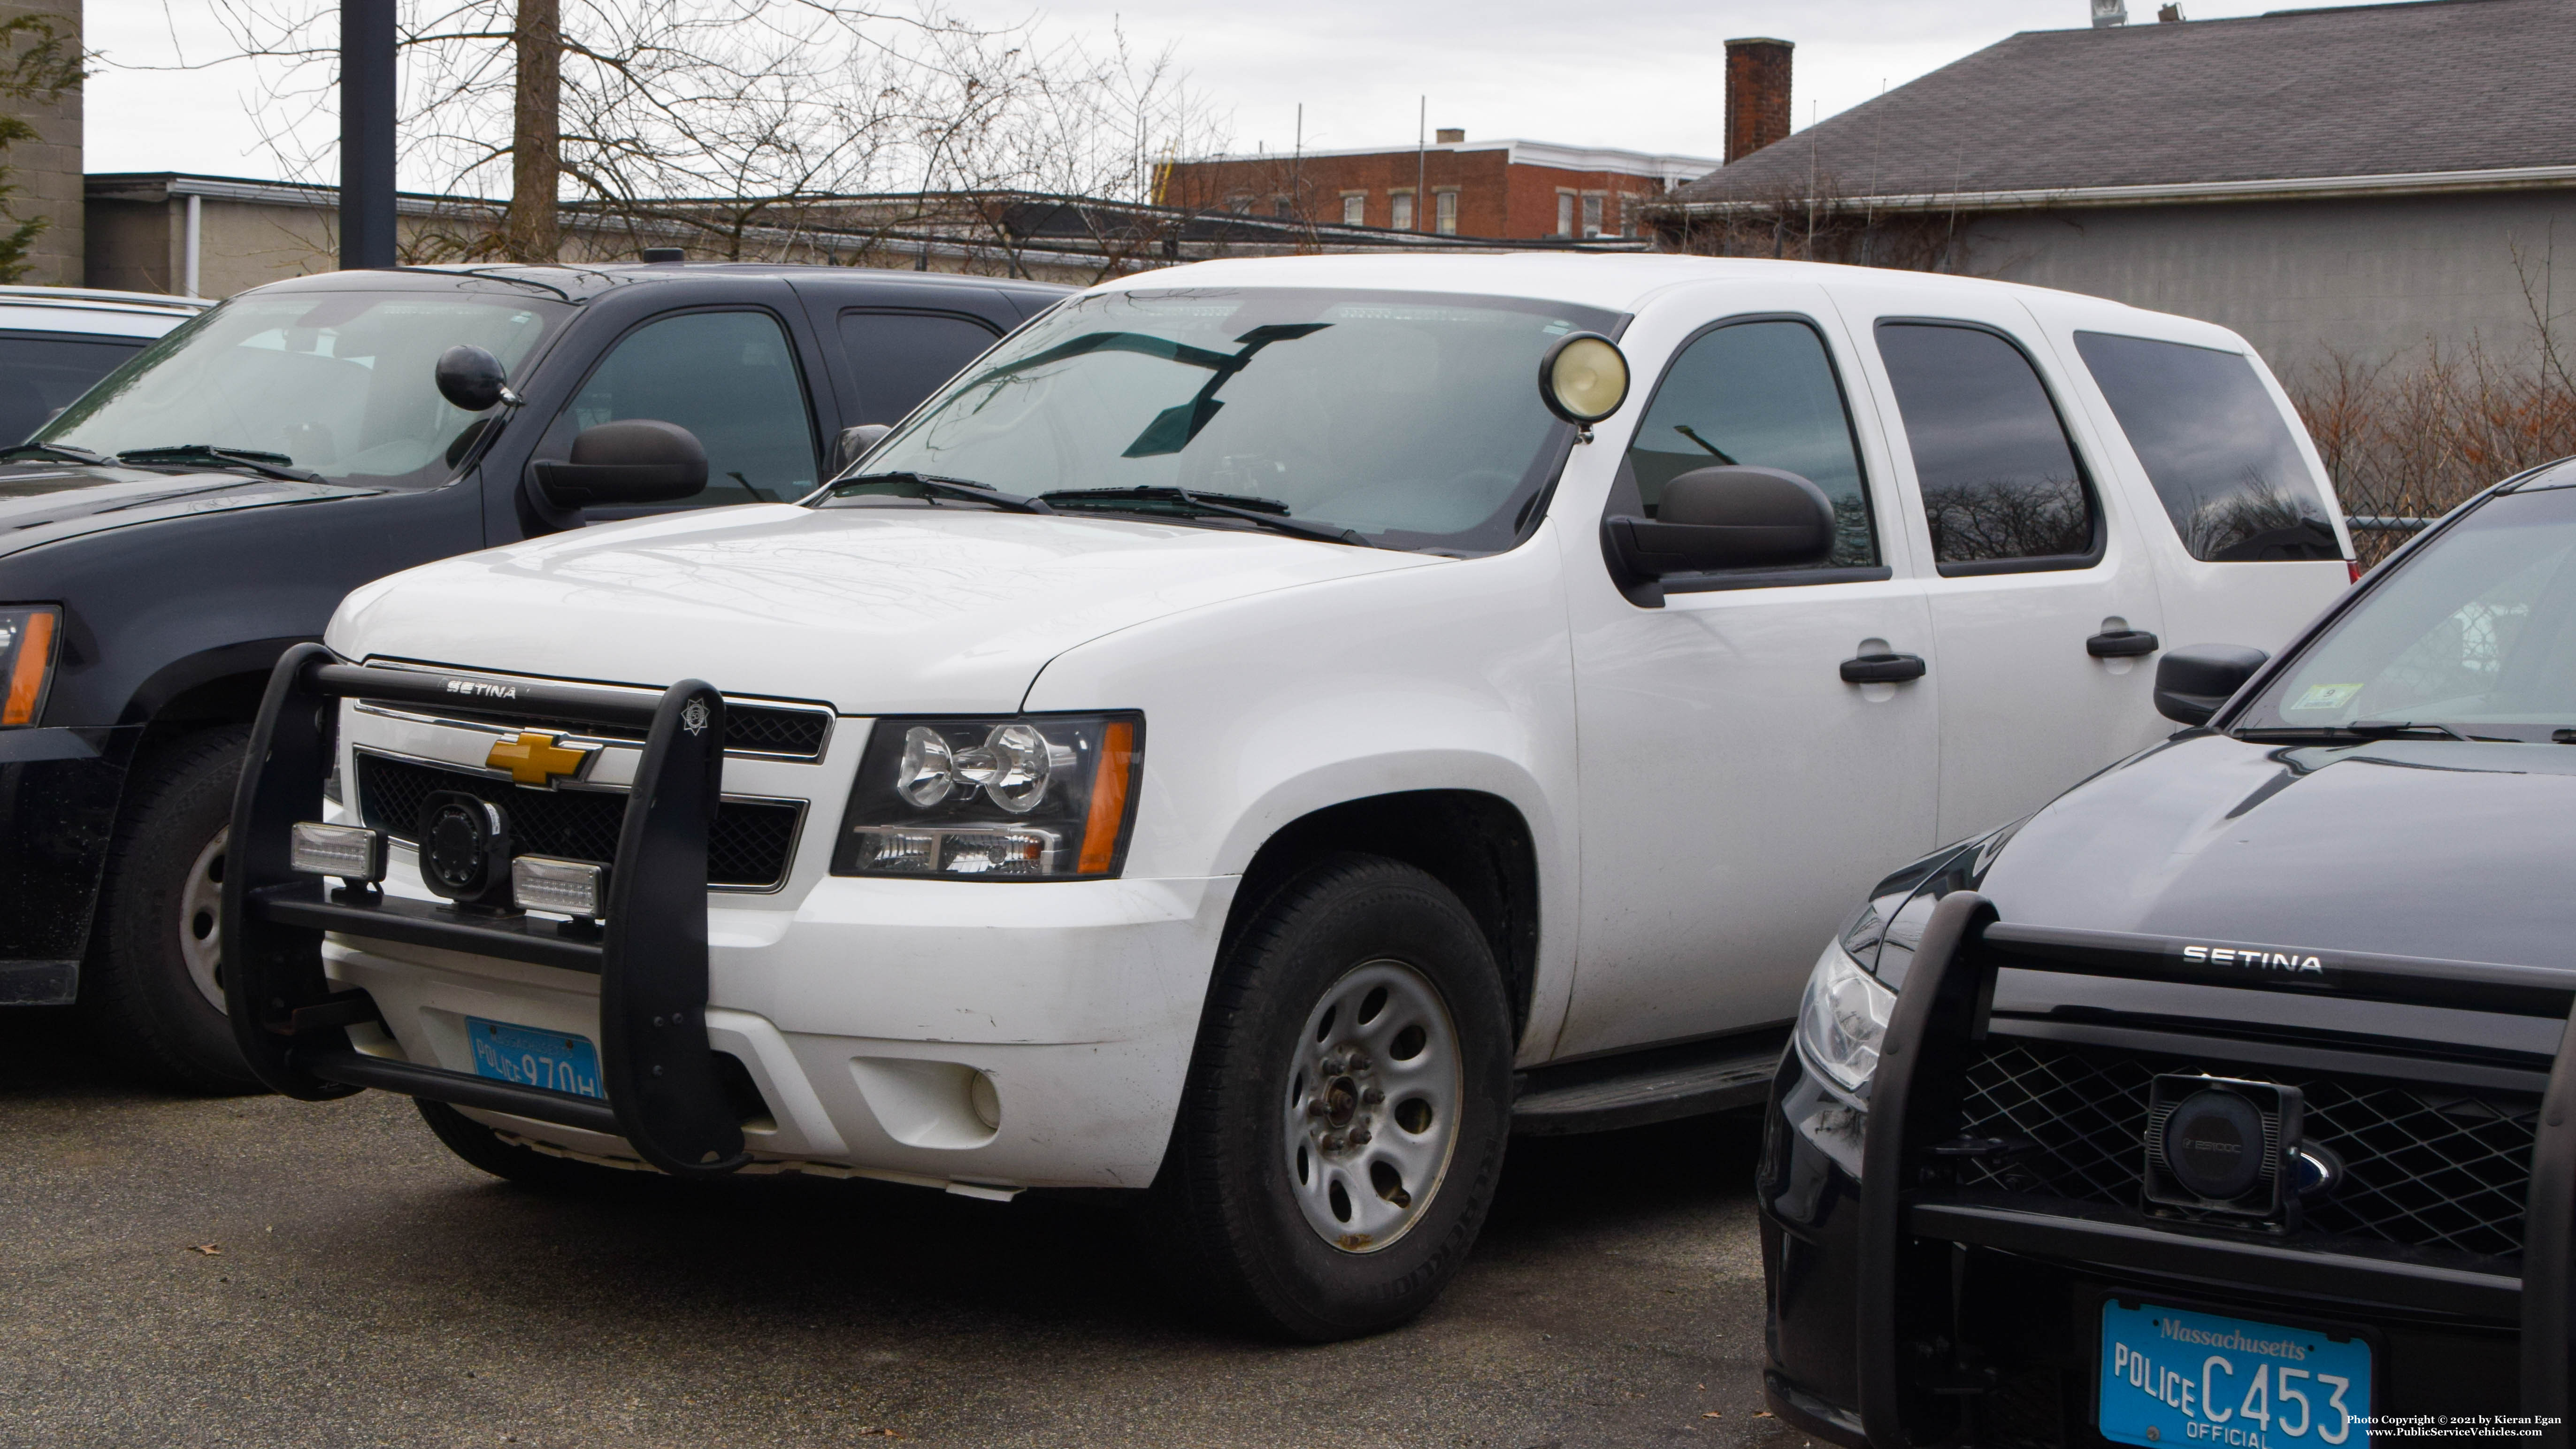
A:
416;790;518;912
2143;1074;2304;1227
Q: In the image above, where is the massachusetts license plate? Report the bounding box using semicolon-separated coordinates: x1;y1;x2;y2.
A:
466;1016;604;1100
2100;1300;2371;1446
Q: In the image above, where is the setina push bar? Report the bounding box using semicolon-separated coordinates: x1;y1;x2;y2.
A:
218;642;750;1178
1854;891;2576;1449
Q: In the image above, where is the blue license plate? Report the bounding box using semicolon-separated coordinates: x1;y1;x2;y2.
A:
466;1016;604;1100
2100;1300;2371;1446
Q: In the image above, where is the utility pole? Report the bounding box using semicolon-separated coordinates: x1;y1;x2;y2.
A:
505;0;562;261
338;0;398;269
1415;97;1426;232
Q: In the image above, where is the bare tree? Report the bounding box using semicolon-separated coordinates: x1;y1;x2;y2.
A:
144;0;1226;271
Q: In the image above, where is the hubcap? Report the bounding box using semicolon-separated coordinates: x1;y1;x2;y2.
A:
1281;958;1462;1253
178;828;228;1013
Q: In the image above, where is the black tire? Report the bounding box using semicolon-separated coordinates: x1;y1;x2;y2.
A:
415;1098;637;1192
84;726;263;1094
1150;853;1515;1341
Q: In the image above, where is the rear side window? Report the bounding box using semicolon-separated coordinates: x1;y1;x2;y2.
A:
1621;317;1877;569
2074;331;2339;561
0;332;144;444
1877;322;2099;572
837;311;1001;426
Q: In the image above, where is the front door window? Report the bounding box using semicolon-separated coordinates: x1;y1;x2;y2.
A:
561;309;819;506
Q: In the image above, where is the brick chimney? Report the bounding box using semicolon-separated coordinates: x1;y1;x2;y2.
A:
1724;37;1794;163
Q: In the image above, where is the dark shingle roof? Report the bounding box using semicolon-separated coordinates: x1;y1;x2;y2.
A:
1667;0;2576;207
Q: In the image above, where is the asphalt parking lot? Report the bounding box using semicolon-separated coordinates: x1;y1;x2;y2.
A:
0;1007;1810;1449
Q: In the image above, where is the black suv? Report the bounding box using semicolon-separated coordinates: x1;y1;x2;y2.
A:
0;261;1064;1088
1762;457;2576;1444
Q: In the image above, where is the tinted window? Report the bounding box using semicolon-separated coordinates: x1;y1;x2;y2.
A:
2240;485;2576;740
2075;331;2338;561
1878;322;2097;568
1622;318;1875;568
0;333;144;444
565;310;817;505
837;310;1001;425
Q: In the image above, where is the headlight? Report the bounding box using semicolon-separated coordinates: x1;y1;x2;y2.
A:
832;713;1142;880
0;605;59;727
1795;941;1895;1099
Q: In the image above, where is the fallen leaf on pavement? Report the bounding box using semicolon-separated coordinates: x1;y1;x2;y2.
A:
187;1244;222;1255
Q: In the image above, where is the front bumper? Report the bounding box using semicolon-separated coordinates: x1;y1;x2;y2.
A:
0;724;141;1004
221;647;1230;1189
1760;894;2574;1447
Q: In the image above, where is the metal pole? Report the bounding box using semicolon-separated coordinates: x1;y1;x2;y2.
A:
1415;97;1426;232
340;0;398;269
182;193;201;298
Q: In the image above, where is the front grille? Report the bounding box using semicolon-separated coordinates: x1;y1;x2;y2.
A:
420;700;831;759
1953;1037;2540;1260
356;754;801;889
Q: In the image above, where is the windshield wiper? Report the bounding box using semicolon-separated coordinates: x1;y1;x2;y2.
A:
827;470;1053;514
1037;485;1373;547
116;445;321;483
2237;720;2496;744
0;442;109;465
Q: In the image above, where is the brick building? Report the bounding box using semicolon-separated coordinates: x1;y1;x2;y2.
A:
1156;133;1717;241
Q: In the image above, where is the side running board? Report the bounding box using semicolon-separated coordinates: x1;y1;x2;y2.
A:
1510;1027;1789;1136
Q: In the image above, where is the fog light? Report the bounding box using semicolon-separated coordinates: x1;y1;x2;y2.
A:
939;828;1056;876
511;855;606;917
290;821;386;882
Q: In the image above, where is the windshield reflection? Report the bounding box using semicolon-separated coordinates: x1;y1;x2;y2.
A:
836;287;1623;554
33;291;567;489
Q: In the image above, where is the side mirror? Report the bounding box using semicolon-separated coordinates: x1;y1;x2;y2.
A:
1602;465;1836;605
530;419;710;509
833;423;891;475
2154;644;2269;725
435;345;513;412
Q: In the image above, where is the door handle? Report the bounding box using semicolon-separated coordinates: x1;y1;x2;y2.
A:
1840;652;1927;684
2086;629;2161;659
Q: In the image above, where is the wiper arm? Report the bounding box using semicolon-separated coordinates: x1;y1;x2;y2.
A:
828;470;1053;514
116;445;321;483
0;442;109;465
2236;720;2486;743
1038;485;1373;547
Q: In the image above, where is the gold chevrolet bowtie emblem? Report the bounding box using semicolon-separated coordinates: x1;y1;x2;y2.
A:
485;730;597;787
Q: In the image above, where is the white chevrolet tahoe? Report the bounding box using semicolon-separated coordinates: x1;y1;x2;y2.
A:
220;255;2352;1340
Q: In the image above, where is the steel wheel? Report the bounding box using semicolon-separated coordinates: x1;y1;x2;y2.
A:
176;827;227;1013
1281;957;1462;1253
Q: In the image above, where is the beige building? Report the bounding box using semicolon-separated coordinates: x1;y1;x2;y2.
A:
0;0;80;287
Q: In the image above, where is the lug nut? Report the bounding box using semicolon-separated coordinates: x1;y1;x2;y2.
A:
1319;1056;1345;1076
1348;1126;1372;1146
1321;1133;1344;1151
1306;1099;1328;1119
1346;1051;1371;1073
1361;1086;1384;1105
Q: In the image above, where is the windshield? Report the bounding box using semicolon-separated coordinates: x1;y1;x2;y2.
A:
31;289;568;488
2238;482;2576;741
833;286;1624;552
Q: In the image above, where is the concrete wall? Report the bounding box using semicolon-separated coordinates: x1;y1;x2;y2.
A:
0;0;78;286
1963;189;2576;375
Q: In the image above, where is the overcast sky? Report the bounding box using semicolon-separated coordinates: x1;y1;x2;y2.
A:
86;0;2293;179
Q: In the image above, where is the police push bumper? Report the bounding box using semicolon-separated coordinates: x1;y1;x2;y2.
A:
218;643;750;1177
1829;892;2576;1448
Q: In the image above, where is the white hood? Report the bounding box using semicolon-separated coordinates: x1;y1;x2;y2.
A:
330;504;1440;712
